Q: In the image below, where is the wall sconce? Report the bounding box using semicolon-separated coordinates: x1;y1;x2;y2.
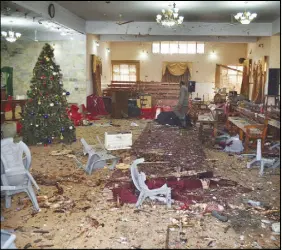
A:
209;50;217;59
106;48;110;52
258;44;264;48
95;41;100;46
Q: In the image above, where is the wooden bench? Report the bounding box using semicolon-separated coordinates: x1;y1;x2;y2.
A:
103;81;180;106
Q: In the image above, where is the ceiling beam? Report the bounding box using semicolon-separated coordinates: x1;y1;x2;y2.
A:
12;1;86;34
86;21;272;37
272;17;280;35
99;34;258;43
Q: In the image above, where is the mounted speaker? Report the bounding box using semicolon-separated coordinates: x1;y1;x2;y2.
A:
268;68;280;95
188;81;196;92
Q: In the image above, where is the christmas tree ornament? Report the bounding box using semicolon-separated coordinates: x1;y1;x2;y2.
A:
60;133;64;140
43;114;48;119
61;127;65;131
38;100;41;105
62;92;66;95
36;124;39;127
53;72;57;75
30;123;33;125
69;126;73;130
50;103;54;107
66;92;70;96
45;57;50;61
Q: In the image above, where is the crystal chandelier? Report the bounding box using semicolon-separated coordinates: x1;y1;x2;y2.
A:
1;30;21;42
156;3;184;27
234;11;257;24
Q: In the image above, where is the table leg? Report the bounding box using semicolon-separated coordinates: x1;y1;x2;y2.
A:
213;122;218;137
239;129;244;141
199;123;203;140
12;103;16;120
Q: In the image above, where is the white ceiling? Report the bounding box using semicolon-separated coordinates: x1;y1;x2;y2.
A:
55;1;280;23
1;1;84;41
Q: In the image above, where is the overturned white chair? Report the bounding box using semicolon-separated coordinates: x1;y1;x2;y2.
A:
1;138;40;211
130;158;172;209
77;138;119;175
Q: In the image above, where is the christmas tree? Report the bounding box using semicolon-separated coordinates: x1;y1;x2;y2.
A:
20;43;76;145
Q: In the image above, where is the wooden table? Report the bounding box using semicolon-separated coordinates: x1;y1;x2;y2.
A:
227;116;268;152
198;113;218;141
1;99;28;121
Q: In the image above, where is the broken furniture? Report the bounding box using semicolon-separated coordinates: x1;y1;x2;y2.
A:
1;229;17;249
78;138;119;175
130;158;172;209
105;131;132;150
197;113;218;141
226;115;268;153
1;138;40;211
247;139;276;176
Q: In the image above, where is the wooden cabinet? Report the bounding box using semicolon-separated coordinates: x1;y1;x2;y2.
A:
111;91;129;119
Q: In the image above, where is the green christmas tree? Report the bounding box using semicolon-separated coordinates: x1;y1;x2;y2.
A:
20;43;76;145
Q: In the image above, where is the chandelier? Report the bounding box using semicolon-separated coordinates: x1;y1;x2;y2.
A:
156;3;184;27
234;11;257;24
1;30;21;42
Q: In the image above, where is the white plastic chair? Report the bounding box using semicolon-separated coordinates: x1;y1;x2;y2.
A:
1;138;40;211
78;138;119;175
247;139;276;176
1;229;17;249
130;158;172;209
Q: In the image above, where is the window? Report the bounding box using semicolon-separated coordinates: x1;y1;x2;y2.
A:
196;43;205;54
152;43;160;53
178;42;187;54
161;42;170;54
219;65;243;93
112;61;140;82
187;42;196;54
152;41;205;54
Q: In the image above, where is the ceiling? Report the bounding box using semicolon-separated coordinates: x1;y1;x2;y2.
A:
0;1;84;41
55;1;280;23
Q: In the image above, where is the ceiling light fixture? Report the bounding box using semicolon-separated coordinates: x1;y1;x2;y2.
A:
1;29;21;43
156;2;184;27
234;2;257;24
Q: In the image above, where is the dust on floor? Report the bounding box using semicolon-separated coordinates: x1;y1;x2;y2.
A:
1;119;280;249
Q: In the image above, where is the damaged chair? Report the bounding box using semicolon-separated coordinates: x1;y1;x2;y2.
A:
78;138;119;175
1;138;40;211
247;139;276;176
130;158;172;209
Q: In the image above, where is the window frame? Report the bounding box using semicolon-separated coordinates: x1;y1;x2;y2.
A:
111;60;140;82
152;41;205;54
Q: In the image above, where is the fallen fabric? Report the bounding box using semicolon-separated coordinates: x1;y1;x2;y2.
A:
110;175;251;205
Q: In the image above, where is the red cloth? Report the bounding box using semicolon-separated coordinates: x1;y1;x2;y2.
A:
4;96;13;112
16;121;23;134
86;95;108;116
140;108;155;119
67;105;83;126
80;104;100;121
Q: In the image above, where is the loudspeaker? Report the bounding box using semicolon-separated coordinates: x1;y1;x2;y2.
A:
188;81;196;92
268;68;280;95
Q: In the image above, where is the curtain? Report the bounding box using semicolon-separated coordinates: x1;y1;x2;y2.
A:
215;64;220;88
162;62;193;77
91;55;102;96
1;67;13;97
162;67;190;83
251;58;265;103
240;60;249;98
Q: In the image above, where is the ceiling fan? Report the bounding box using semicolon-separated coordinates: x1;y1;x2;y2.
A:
116;14;134;25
